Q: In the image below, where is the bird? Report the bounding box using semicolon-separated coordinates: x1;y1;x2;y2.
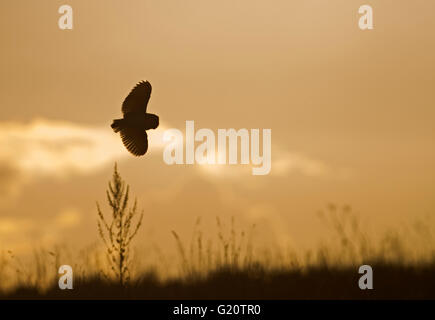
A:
111;80;159;156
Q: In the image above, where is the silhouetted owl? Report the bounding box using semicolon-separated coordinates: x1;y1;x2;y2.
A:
111;81;159;156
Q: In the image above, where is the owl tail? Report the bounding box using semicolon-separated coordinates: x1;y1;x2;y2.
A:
111;119;125;133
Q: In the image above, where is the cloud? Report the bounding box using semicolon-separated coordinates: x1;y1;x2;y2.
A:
0;118;348;184
196;146;350;180
271;150;330;177
0;118;168;199
0;118;125;177
0;118;169;179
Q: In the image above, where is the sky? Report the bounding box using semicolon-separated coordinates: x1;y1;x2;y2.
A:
0;0;434;257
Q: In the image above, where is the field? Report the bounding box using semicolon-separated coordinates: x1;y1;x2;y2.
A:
0;167;434;299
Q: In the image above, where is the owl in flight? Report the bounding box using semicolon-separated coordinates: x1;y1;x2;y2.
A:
111;81;159;156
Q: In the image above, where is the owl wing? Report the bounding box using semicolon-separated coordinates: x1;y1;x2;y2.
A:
122;81;152;115
120;127;148;156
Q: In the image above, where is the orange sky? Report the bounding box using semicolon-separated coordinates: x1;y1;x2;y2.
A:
0;0;434;256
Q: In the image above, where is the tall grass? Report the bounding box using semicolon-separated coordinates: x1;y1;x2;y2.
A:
0;168;434;296
1;210;434;296
171;216;257;280
97;163;143;286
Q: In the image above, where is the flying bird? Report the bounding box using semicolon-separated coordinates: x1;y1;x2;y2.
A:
111;81;159;156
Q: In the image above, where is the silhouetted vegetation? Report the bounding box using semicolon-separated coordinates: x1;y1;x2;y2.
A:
97;163;143;286
2;262;435;299
0;166;434;299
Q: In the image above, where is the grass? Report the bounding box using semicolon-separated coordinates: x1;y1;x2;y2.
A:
2;262;435;299
97;163;143;286
0;168;434;299
1;209;434;299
